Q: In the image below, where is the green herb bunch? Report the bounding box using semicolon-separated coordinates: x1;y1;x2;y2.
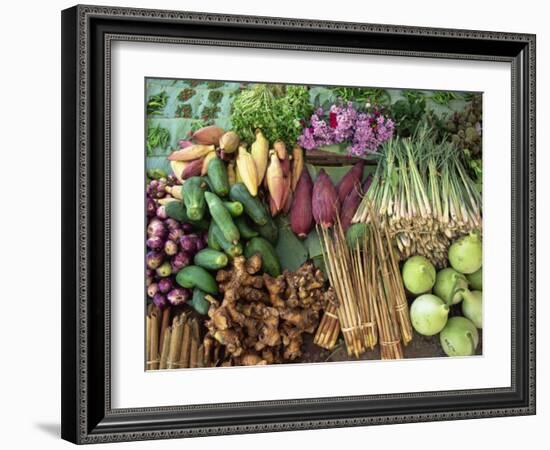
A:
146;123;170;155
146;91;168;115
230;84;313;145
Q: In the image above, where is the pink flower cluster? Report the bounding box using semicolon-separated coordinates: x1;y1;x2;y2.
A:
298;102;394;157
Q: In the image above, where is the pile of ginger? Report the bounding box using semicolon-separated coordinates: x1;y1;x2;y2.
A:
202;254;335;366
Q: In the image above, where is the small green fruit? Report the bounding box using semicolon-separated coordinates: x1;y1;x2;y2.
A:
402;255;436;294
410;294;449;336
440;317;479;357
466;267;482;290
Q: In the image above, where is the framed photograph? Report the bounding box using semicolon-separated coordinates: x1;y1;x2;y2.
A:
61;4;536;444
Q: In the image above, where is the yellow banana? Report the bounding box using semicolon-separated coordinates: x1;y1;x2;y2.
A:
236;145;258;196
250;129;269;186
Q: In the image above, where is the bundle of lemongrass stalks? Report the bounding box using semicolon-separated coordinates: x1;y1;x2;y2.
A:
318;210;412;359
146;305;204;370
353;132;482;268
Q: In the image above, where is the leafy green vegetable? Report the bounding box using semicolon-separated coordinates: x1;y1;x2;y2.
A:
402;90;426;103
230;84;278;144
147;91;168;115
389;95;426;137
189;118;212;134
274;85;313;145
178;88;196;102
200;105;221;120
230;84;313;145
430;91;459;105
175;104;192;118
463;149;482;193
331;86;391;106
208;90;223;104
146;168;167;180
207;80;224;89
146;123;171;155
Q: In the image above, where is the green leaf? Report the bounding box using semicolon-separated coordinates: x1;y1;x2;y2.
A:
312;255;327;280
304;229;323;258
275;226;308;272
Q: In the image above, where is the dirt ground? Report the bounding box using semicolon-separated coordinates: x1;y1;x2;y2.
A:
299;328;482;365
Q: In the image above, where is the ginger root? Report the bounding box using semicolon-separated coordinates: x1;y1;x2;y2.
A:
203;257;333;365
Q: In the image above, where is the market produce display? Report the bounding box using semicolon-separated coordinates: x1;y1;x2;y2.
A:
144;79;483;370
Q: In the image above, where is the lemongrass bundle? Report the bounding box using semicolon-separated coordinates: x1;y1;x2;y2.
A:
353;131;482;268
146;305;161;370
369;205;412;346
319;220;378;357
319;205;412;359
314;298;340;350
320;225;365;357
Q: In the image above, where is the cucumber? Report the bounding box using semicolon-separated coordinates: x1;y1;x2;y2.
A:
204;191;240;244
211;222;242;257
189;288;210;315
235;216;259;239
244;237;281;277
229;183;269;226
175;265;218;294
207;157;230;197
207;222;222;251
165;200;209;230
182;176;207;221
254;216;279;244
164;200;186;221
223;201;244;217
194;248;228;270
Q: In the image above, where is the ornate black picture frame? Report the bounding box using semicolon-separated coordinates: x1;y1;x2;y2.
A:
61;4;536;444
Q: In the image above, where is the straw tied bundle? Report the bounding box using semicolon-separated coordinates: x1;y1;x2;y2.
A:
317;208;412;359
146;306;204;370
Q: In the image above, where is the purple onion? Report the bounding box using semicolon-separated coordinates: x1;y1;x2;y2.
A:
155;180;167;199
167;288;191;306
147;282;159;298
152;292;168;309
179;235;196;253
156;205;167;219
146;268;154;277
164;239;178;256
146;275;153;287
165;218;180;231
171;252;191;272
194;236;206;251
146;235;164;250
168;227;183;242
181;223;194;233
158;277;173;294
146;251;164;270
149;179;159;190
188;234;204;251
147;218;166;239
156;261;172;277
146;197;156;217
